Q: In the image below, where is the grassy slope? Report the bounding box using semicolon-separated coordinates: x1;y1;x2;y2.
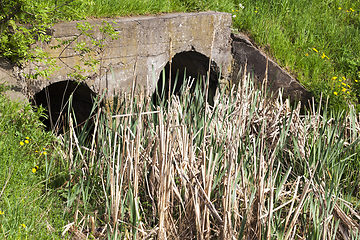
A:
232;0;360;111
0;87;66;239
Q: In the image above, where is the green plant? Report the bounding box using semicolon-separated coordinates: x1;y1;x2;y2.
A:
0;0;87;80
52;20;120;82
0;87;67;239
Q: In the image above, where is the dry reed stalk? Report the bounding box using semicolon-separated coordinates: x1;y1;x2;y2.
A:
132;108;142;238
168;37;172;100
110;131;118;230
59;61;360;239
90;106;102;168
283;163;317;240
157;108;171;239
203;148;216;239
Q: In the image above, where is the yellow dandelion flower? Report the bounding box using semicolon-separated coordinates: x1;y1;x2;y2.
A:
355;80;359;82
255;10;257;13
334;92;338;96
25;137;29;140
338;7;341;10
342;76;346;80
0;210;4;215
232;9;234;12
312;48;318;52
350;8;354;12
32;168;36;173
43;148;46;150
21;224;26;228
35;166;39;170
348;91;351;94
43;151;47;155
25;140;29;144
332;77;337;80
342;82;347;86
342;88;347;92
347;10;349;12
321;53;326;59
347;85;351;88
20;141;24;146
305;53;309;56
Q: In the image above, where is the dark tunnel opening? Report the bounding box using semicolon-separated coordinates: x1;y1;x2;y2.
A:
31;80;98;134
152;51;220;105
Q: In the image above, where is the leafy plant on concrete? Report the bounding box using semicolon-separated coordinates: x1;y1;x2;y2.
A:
0;0;85;80
53;20;120;82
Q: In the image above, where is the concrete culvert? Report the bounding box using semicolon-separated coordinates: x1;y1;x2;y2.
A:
31;80;98;134
153;51;220;105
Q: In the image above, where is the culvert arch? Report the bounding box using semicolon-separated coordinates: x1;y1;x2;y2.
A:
31;80;98;134
153;50;220;105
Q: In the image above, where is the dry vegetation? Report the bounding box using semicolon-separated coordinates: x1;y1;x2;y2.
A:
59;68;360;239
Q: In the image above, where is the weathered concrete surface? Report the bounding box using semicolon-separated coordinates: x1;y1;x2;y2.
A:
23;11;232;97
0;57;26;101
231;33;312;105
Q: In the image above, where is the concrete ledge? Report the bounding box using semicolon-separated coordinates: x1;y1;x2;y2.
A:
231;33;312;105
0;57;27;102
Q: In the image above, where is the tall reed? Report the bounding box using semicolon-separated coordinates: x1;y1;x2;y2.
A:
58;68;360;239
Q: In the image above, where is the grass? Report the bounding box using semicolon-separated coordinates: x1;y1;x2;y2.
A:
0;85;66;238
231;0;360;111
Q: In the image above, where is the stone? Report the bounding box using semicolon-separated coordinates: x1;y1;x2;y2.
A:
231;33;312;106
0;57;27;102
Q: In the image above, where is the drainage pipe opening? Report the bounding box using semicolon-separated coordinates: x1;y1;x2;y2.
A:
31;80;98;134
153;51;220;105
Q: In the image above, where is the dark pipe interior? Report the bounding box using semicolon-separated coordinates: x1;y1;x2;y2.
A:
153;51;220;105
31;80;97;134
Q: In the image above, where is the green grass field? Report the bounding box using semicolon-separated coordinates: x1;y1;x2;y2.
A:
1;0;360;239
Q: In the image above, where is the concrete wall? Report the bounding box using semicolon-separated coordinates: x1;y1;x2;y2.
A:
21;11;232;98
231;33;312;106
